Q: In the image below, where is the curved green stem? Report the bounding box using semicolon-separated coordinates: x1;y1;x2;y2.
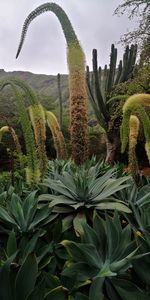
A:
0;82;40;184
5;77;38;105
16;2;78;58
16;2;89;165
121;93;150;164
0;125;23;168
46;111;67;159
0;78;47;178
29;104;47;177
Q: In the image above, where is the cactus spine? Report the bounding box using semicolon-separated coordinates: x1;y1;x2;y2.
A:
46;111;67;159
121;93;150;165
16;2;89;165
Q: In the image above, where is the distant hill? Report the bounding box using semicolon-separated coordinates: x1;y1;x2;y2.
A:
0;68;69;104
0;68;70;126
0;69;68;108
0;69;70;162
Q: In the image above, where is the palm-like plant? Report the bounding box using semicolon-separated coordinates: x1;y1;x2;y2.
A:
62;212;149;300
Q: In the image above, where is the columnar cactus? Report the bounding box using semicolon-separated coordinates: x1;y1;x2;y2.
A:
16;2;89;165
86;44;137;162
87;44;137;127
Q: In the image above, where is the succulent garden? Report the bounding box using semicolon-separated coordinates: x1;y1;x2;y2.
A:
0;1;150;299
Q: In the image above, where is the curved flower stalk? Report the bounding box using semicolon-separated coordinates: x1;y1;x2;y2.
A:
28;104;47;178
0;125;23;167
128;115;140;176
46;111;67;159
0;78;47;178
7;77;39;106
121;93;150;164
0;81;40;185
16;2;89;165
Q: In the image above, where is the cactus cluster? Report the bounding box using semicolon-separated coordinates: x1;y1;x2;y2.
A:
86;44;137;129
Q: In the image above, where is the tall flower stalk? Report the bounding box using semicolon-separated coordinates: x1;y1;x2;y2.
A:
0;125;23;168
0;78;47;178
46;111;67;159
121;93;150;164
0;81;40;184
28;103;47;178
16;2;89;165
128;115;140;177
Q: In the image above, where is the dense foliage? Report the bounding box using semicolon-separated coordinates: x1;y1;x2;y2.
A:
0;1;150;299
0;159;150;299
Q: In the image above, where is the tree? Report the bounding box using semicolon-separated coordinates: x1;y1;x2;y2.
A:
114;0;150;55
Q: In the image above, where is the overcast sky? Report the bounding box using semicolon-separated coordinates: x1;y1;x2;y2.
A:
0;0;136;75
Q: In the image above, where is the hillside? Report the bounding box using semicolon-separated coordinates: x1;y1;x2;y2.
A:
0;69;69;98
0;69;70;164
0;69;68;116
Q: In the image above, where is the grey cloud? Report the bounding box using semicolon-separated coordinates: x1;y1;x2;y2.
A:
0;0;136;75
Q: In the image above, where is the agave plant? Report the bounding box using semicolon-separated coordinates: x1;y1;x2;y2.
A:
0;190;57;235
123;202;150;291
61;212;150;300
0;251;67;300
39;163;131;235
46;157;108;180
116;182;150;290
